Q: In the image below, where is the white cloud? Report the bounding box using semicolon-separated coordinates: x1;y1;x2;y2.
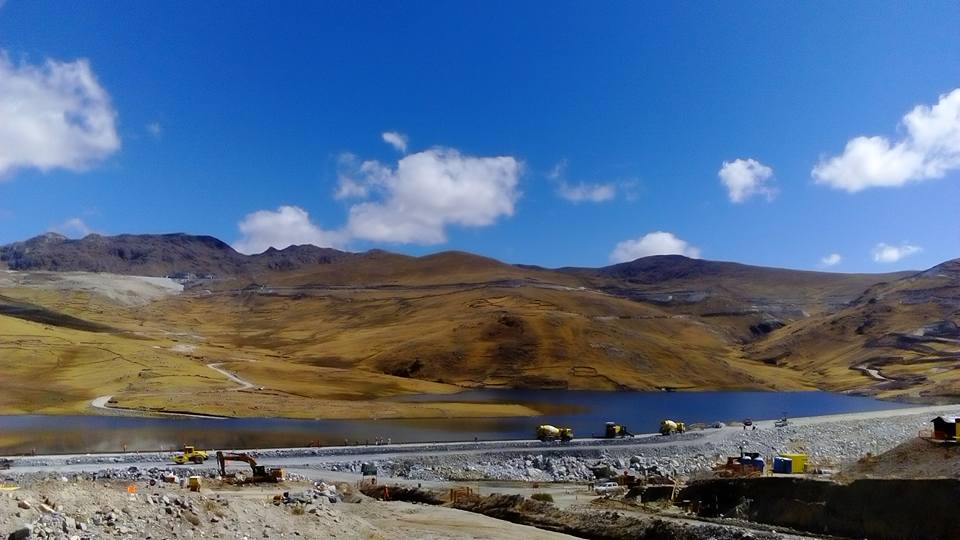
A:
52;217;93;238
609;231;701;263
334;152;391;199
813;89;960;192
234;205;345;254
820;253;842;267
342;147;521;244
147;122;162;138
557;182;616;203
382;131;408;153
549;159;619;203
0;53;119;179
871;242;921;263
244;144;520;249
718;158;776;203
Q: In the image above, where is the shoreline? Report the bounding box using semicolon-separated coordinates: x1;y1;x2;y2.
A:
0;386;938;422
3;402;956;462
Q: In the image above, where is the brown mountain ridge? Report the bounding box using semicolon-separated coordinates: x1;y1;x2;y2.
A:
0;232;956;418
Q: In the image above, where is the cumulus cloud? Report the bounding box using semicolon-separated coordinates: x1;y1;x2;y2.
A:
871;242;921;263
813;89;960;192
820;253;842;267
382;131;408;153
243;143;520;250
557;182;616;203
609;231;701;263
718;158;776;203
549;159;619;203
342;147;521;244
234;205;345;254
0;53;119;179
52;217;93;238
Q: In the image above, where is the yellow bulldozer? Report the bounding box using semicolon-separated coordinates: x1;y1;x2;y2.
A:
659;420;685;435
172;445;208;465
536;424;574;442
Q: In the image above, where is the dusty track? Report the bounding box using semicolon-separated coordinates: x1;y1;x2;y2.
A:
206;362;256;390
89;362;257;418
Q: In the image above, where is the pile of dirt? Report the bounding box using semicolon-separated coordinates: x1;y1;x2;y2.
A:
0;478;371;539
840;436;960;479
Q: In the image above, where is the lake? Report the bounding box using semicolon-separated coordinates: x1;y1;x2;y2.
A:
0;390;916;454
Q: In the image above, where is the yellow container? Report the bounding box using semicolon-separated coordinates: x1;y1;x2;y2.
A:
779;453;807;474
188;475;202;491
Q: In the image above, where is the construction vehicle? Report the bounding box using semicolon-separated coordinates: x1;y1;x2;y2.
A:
215;451;284;484
536;424;574;442
171;445;208;465
715;449;764;477
659;420;685;436
603;422;633;438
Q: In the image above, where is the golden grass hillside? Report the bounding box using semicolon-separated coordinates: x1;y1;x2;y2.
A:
0;249;955;418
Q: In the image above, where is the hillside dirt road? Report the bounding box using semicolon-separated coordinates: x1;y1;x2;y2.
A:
89;362;257;418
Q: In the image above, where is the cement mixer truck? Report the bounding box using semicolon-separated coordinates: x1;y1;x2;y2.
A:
536;424;574;442
659;419;685;435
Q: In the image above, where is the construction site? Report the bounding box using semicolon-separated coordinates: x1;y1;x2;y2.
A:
4;405;960;539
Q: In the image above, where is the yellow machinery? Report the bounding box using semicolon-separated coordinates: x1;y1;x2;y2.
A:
659;420;686;435
216;451;284;483
536;424;574;442
604;422;633;438
172;445;209;465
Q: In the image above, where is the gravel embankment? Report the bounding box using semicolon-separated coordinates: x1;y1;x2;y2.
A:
323;406;960;482
6;406;957;484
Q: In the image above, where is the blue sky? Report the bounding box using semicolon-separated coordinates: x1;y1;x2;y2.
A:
0;2;958;271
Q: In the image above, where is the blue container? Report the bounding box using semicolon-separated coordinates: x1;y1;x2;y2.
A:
773;456;792;474
752;456;765;472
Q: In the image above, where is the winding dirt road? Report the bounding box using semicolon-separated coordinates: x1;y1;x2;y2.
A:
206;362;256;390
89;362;255;418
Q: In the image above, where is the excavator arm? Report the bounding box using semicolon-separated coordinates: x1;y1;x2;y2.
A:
216;451;258;476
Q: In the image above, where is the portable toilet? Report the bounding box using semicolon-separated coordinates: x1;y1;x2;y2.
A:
778;453;807;474
773;456;792;474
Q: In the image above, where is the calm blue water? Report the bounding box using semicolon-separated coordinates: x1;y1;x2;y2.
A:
0;391;916;454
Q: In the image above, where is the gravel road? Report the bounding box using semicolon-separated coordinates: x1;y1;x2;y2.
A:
5;404;957;483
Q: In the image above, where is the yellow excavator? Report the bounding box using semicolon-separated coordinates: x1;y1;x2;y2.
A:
171;445;208;465
216;451;284;484
536;424;574;442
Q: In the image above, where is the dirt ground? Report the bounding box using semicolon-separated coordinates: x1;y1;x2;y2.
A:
0;478;575;539
839;436;960;480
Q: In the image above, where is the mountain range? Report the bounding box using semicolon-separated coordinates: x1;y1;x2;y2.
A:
0;232;957;418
